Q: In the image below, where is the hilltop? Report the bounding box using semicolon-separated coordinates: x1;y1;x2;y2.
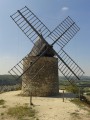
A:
0;90;90;120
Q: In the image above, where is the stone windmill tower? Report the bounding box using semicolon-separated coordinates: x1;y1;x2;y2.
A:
22;36;58;96
9;6;84;97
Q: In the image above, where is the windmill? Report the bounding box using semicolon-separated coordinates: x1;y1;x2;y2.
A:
9;6;84;96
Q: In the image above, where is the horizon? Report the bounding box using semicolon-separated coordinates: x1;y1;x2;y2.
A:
0;74;90;78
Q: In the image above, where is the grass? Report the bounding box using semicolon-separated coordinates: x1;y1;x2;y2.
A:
70;99;90;120
70;98;88;109
70;99;83;106
70;98;90;114
2;105;6;108
0;99;5;105
70;112;81;120
0;113;4;116
86;93;90;95
7;104;36;120
70;97;90;107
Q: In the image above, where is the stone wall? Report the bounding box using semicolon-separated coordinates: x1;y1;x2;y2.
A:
22;56;59;97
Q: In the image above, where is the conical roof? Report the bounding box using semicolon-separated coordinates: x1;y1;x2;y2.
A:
29;36;55;57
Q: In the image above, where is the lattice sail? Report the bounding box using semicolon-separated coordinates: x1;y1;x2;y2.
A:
9;6;84;88
8;52;46;89
11;6;51;45
46;16;80;48
57;49;84;85
11;7;80;50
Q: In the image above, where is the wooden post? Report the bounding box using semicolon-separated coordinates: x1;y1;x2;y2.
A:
29;61;33;106
63;89;64;102
79;87;81;100
30;92;32;106
29;82;33;106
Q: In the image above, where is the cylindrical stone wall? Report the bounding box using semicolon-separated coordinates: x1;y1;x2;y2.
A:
22;56;59;97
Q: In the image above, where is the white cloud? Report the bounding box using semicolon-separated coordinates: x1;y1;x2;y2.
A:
61;7;69;11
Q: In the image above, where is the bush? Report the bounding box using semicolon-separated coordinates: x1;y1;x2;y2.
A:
65;85;79;94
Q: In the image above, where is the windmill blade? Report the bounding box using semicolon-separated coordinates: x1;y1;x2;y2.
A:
56;49;84;85
9;6;52;82
10;6;51;46
9;6;84;88
8;53;30;89
8;46;49;80
8;52;46;90
9;45;84;87
46;16;80;48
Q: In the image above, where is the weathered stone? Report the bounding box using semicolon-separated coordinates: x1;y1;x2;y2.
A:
29;36;55;57
22;56;59;97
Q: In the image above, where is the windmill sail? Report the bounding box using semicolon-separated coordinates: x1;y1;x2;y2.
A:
9;52;46;89
8;44;49;79
11;7;80;50
9;6;84;88
56;49;84;85
10;6;51;45
46;16;80;48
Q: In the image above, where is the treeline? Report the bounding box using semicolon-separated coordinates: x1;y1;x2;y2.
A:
59;76;90;81
0;75;22;93
0;75;22;86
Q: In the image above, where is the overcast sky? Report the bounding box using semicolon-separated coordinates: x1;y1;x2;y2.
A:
0;0;90;76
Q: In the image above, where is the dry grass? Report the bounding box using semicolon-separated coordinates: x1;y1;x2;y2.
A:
70;98;90;108
0;99;5;105
70;99;83;106
7;104;36;120
70;112;81;120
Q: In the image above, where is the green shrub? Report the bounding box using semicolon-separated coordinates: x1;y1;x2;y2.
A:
65;85;79;94
86;92;90;95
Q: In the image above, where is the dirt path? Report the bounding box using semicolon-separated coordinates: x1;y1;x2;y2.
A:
0;90;90;120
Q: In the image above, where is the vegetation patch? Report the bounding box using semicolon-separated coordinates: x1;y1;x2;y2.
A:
2;105;7;108
70;112;81;120
0;113;4;116
7;104;36;119
70;98;90;114
0;99;5;105
65;85;79;94
86;92;90;95
70;98;86;107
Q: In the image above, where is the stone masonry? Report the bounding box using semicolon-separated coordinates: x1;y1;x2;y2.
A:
22;56;59;97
